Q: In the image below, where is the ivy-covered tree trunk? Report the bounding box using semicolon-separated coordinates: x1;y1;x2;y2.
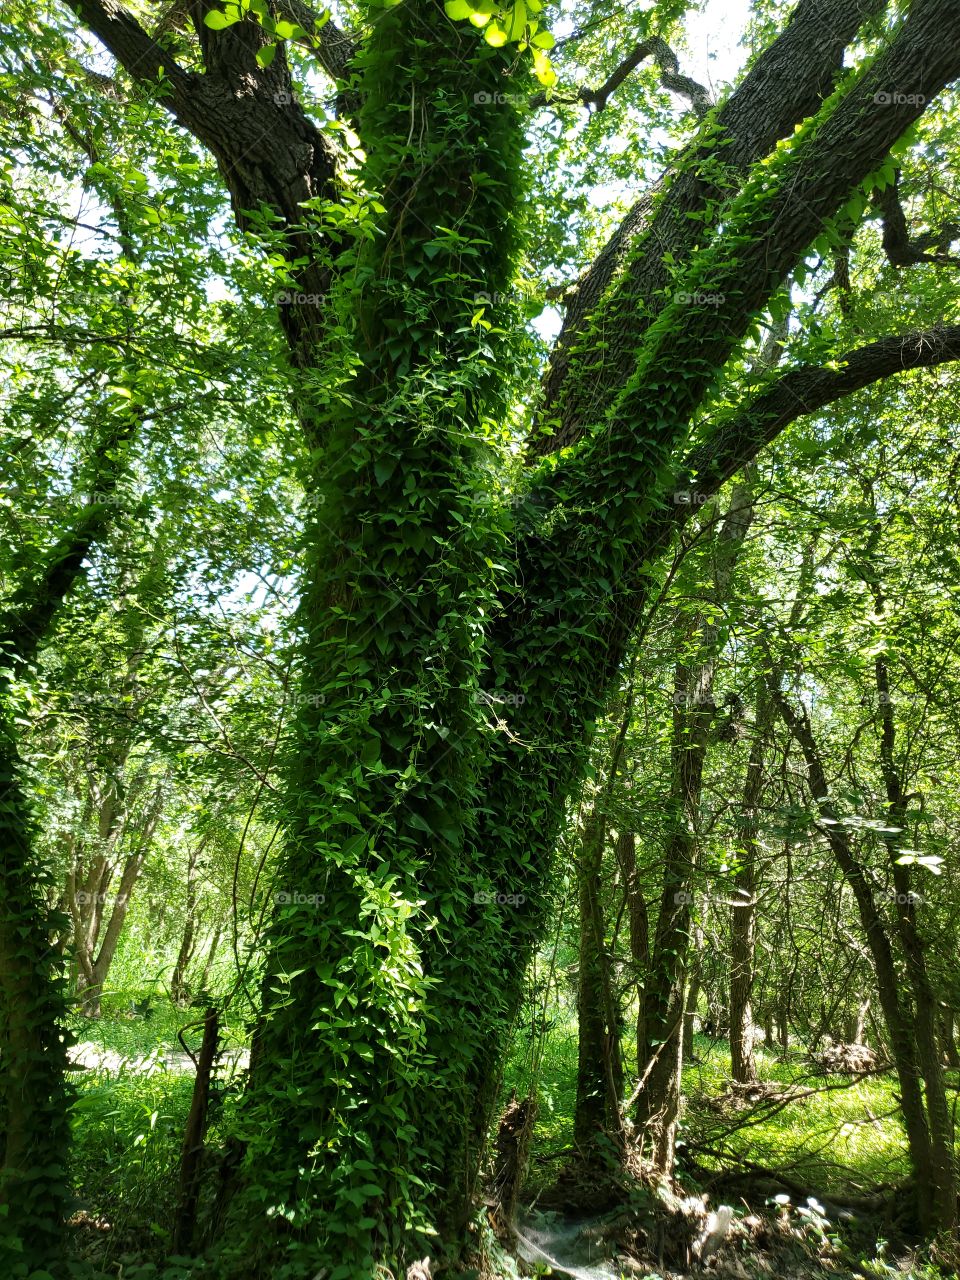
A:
0;687;73;1267
54;0;960;1270
213;8;530;1276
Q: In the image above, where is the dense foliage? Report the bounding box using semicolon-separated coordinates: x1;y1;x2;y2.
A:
2;0;960;1278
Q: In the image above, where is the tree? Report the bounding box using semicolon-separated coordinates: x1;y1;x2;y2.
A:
9;0;960;1273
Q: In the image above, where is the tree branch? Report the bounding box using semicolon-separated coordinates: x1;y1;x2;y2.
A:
0;406;141;672
673;325;960;517
531;0;889;457
532;37;712;115
65;0;345;378
875;172;960;267
274;0;357;82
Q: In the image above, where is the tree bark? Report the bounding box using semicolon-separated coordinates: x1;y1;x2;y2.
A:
573;809;625;1159
729;696;771;1084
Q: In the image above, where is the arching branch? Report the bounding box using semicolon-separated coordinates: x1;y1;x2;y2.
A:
532;0;890;457
673;325;960;522
532;36;712;115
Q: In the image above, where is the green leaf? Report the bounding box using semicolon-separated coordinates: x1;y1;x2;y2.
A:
274;19;307;38
256;42;278;67
203;7;241;28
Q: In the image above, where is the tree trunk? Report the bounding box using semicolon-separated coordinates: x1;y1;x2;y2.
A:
939;1010;960;1070
0;698;72;1266
729;696;770;1084
573;810;624;1159
73;790;161;1017
617;830;649;1054
636;486;755;1169
769;680;954;1234
198;920;223;993
53;0;960;1267
845;998;870;1046
171;839;207;1006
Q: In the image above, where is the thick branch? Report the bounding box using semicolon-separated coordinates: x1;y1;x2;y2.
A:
66;0;344;371
674;325;960;517
532;0;889;456
0;407;140;671
275;0;357;81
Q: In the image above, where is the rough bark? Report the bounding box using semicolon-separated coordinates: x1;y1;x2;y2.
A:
532;0;889;453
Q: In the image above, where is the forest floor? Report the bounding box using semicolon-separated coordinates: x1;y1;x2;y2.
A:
64;1002;956;1279
503;1022;955;1280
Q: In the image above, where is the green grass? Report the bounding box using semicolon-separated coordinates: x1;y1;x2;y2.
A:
681;1036;913;1192
68;992;201;1061
502;1015;925;1198
501;1013;580;1165
69;1056;194;1261
66;996;250;1268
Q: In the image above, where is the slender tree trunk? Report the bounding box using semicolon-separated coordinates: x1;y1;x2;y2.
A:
845;998;870;1046
73;791;161;1016
683;959;702;1063
939;1010;960;1070
198;920;223;992
573;810;624;1158
617;830;650;1056
171;840;206;1005
636;486;755;1170
768;681;949;1233
729;696;770;1084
